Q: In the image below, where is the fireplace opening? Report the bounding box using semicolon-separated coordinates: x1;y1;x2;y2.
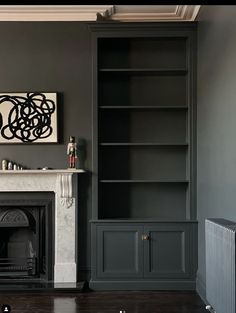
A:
0;192;54;282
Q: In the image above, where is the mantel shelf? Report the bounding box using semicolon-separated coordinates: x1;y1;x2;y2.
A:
0;169;85;174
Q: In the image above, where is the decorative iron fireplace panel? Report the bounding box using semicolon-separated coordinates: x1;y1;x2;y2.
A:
0;192;54;282
0;257;36;277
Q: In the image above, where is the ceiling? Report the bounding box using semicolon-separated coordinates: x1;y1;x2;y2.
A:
0;5;201;22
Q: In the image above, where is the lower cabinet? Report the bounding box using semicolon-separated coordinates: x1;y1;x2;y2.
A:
90;221;197;290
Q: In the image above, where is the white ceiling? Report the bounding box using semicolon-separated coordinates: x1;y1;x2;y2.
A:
0;5;200;22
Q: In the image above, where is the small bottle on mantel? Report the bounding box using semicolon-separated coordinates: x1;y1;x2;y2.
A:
1;159;8;170
7;161;13;170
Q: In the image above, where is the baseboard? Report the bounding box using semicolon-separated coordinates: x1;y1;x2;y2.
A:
196;274;207;303
78;266;91;282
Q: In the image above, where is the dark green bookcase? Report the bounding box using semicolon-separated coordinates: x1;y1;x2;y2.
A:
89;22;197;290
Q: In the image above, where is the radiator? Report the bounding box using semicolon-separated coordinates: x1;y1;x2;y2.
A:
205;218;236;313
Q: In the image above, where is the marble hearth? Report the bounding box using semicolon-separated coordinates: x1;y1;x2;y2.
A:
0;169;84;284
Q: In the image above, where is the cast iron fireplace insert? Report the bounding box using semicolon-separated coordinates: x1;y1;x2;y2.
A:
0;192;54;282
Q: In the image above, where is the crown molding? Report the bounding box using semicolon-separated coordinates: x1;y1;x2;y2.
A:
177;5;201;21
0;5;114;21
0;5;200;22
111;5;201;22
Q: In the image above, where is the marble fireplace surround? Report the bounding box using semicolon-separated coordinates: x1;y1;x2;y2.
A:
0;169;84;284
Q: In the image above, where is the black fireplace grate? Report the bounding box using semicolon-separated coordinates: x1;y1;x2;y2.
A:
0;257;36;277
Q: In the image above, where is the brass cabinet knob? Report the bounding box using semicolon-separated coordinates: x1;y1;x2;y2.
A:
142;234;150;241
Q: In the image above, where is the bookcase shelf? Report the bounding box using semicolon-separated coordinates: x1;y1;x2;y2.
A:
100;180;189;183
99;68;188;75
99;143;188;146
99;106;188;110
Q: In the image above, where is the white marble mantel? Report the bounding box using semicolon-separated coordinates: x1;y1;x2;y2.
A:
0;169;85;284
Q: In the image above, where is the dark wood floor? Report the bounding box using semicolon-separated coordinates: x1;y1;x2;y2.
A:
0;290;207;313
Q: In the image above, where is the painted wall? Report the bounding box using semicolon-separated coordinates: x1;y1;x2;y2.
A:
3;10;236;290
0;22;92;279
197;6;236;298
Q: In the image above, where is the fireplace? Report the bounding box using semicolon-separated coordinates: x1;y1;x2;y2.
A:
0;169;84;286
0;192;53;282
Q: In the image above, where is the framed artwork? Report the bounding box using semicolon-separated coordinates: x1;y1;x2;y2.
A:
0;92;58;143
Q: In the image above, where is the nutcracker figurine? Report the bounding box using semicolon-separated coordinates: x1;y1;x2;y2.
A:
67;136;78;168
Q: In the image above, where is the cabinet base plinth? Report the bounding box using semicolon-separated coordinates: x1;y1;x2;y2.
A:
89;279;196;291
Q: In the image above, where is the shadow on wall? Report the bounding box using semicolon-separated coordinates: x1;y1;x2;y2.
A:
77;138;87;170
77;170;92;282
76;138;91;282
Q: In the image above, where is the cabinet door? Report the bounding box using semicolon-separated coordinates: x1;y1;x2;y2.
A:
96;224;143;278
143;224;191;278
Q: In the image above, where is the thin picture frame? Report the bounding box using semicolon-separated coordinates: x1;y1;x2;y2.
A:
0;92;58;144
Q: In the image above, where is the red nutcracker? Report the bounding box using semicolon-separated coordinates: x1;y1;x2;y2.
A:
67;136;78;168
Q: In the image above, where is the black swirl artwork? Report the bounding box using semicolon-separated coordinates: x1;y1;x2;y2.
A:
0;93;57;143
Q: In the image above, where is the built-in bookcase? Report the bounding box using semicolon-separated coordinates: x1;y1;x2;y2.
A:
90;23;197;290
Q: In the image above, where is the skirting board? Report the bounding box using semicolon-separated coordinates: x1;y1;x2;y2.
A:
196;275;207;304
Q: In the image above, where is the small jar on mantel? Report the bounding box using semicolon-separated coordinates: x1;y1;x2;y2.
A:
1;159;8;170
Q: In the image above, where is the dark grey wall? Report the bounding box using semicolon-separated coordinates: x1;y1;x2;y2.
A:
197;6;236;299
0;22;92;279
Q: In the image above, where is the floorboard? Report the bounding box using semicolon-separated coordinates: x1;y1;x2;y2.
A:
0;290;206;313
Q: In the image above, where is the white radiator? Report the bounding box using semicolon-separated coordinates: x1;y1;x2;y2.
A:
205;218;236;313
